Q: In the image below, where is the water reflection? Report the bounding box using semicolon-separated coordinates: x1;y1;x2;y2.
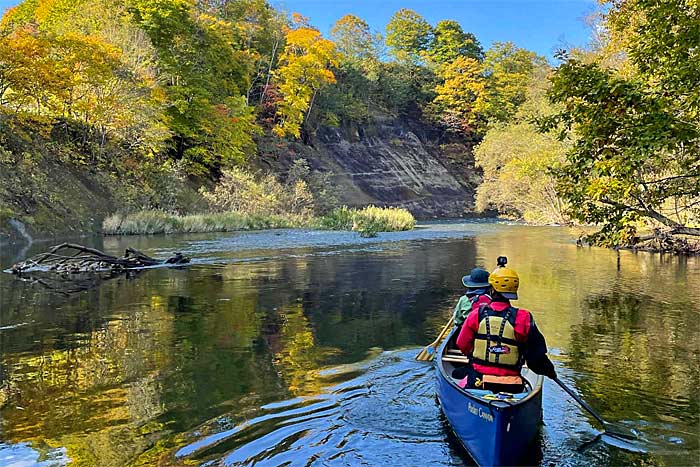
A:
0;223;698;466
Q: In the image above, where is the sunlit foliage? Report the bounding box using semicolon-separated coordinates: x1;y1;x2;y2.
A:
272;25;337;138
475;67;570;223
428;19;483;65
329;14;377;63
544;0;700;246
385;8;432;64
429;56;485;132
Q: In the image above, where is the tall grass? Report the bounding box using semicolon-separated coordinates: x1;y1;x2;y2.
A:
103;206;416;236
103;210;308;235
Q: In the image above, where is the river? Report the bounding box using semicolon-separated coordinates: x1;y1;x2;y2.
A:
0;222;698;466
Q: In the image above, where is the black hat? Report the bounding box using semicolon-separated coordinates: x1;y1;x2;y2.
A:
462;267;490;288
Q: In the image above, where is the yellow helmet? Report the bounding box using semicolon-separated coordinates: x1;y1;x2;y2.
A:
489;266;519;300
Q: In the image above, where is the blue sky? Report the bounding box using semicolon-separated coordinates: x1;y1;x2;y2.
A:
274;0;599;59
0;0;598;59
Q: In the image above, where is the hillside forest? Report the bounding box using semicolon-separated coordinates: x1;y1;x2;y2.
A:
0;0;699;250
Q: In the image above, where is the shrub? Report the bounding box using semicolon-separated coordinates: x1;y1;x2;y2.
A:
318;206;355;230
200;167;315;219
286;159;339;214
320;206;416;234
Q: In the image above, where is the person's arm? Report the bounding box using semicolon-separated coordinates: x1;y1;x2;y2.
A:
523;318;557;379
453;295;470;326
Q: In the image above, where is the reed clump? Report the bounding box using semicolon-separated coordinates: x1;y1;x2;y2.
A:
319;206;416;236
103;206;416;236
102;211;305;235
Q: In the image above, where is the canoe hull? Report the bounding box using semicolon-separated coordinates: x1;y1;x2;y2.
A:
436;333;543;466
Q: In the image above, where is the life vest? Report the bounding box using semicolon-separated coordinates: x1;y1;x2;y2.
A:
471;304;524;370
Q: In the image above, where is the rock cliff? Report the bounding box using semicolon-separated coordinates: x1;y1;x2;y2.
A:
260;114;480;219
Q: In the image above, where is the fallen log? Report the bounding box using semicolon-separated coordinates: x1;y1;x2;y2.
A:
9;243;190;275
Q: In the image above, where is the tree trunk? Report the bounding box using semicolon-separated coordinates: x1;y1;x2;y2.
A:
260;37;280;105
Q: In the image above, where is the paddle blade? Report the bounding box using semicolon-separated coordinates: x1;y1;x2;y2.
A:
603;422;639;441
415;344;436;361
416;315;454;361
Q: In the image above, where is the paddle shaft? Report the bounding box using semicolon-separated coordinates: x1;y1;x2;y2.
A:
433;316;455;346
416;315;455;360
553;377;607;427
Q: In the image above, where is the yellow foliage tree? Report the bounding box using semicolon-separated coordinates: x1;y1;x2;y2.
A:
0;28;62;115
273;26;337;138
430;56;486;132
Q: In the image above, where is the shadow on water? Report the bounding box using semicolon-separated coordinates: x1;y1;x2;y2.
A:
1;223;698;466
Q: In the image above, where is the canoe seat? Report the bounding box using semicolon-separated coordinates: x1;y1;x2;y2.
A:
442;355;470;364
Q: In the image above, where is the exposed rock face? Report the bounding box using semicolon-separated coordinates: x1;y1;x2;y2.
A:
263;115;480;219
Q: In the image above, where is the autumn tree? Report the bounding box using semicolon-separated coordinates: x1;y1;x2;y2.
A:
385;8;432;64
429;56;485;132
321;14;385;123
131;0;258;173
219;0;288;105
330;14;377;62
273;26;337;138
478;42;544;123
0;28;61;114
476;68;569;223
0;0;170;157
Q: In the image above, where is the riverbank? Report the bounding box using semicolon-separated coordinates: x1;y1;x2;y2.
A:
101;206;417;237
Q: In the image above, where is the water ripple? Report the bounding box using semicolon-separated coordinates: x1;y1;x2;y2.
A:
175;349;452;467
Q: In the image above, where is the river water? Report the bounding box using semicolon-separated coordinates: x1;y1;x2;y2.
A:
0;222;697;467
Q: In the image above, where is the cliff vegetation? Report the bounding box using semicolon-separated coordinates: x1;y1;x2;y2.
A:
0;0;547;240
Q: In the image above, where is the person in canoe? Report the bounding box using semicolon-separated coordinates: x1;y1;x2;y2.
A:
455;259;557;394
453;267;492;328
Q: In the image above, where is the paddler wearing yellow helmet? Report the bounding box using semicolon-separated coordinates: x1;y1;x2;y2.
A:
455;256;557;394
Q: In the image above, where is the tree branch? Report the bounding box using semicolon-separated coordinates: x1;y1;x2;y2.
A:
600;197;700;236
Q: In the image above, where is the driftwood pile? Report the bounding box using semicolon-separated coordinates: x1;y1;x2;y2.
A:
577;228;700;254
9;243;190;275
630;228;700;254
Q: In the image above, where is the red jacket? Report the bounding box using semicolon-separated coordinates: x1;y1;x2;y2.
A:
456;301;533;376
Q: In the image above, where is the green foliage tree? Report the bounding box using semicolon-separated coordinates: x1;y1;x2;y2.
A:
385;8;432;64
219;0;287;106
428;19;483;65
543;0;700;246
478;42;545;123
320;14;384;125
329;14;376;62
130;0;258;173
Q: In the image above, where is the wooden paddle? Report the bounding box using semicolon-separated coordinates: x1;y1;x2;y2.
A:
416;315;455;361
553;377;638;441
